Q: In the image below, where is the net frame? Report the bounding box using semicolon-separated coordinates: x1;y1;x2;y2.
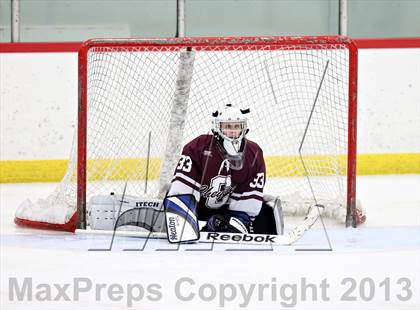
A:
14;35;358;232
77;36;358;230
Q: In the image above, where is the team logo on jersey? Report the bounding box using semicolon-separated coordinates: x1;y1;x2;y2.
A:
200;184;234;202
200;175;235;208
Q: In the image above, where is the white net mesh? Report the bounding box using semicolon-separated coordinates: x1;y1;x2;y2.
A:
16;37;356;228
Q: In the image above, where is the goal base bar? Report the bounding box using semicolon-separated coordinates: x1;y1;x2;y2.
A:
15;213;78;232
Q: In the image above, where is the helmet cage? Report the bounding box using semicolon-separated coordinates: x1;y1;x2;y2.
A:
214;120;247;143
211;104;250;157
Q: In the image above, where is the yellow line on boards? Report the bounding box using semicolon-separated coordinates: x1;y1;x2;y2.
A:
357;153;420;175
0;153;418;183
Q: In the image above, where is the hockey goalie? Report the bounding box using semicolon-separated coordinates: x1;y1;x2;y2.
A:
87;104;286;241
164;104;283;241
160;102;359;244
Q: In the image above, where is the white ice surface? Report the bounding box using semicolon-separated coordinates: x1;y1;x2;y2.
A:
1;175;419;309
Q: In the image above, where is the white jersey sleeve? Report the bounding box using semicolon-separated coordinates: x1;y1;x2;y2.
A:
227;147;266;217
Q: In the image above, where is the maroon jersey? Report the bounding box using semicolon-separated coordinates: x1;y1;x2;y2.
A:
167;134;265;219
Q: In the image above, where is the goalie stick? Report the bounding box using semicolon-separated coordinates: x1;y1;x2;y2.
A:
200;204;324;245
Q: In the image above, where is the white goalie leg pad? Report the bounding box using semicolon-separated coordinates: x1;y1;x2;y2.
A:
88;195;118;230
88;194;163;231
164;194;200;243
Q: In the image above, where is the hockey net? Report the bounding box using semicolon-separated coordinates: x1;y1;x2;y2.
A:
15;36;363;232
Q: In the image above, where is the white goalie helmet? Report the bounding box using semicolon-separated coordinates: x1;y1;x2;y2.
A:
212;104;250;156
